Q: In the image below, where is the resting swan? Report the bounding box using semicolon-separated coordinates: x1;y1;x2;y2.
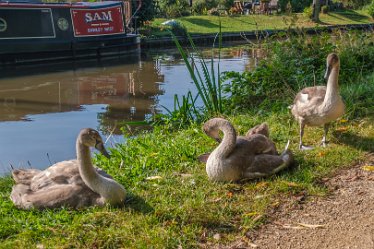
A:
198;122;277;163
10;128;126;209
203;118;293;182
291;53;345;150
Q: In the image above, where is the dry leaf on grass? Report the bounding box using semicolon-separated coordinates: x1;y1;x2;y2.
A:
362;165;374;171
145;176;163;180
243;212;259;217
297;222;326;229
336;127;348;132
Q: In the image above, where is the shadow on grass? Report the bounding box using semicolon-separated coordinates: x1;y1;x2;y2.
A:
183;17;221;29
124;192;154;214
327;10;370;23
333;131;374;152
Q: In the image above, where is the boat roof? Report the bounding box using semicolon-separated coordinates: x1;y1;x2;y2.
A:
0;0;123;8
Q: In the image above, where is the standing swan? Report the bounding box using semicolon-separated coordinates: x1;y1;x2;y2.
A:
203;118;293;182
291;53;345;150
10;128;126;209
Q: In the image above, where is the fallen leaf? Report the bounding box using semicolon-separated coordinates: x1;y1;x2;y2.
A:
254;194;266;199
271;201;280;207
180;173;193;178
339;119;348;123
276;223;304;229
336;127;348;132
362;165;374;171
281;181;301;187
297;222;326;229
213;233;221;241
243;212;259;217
318;151;326;157
255;182;269;189
227;192;233;198
149;152;159;157
243;237;259;248
145;176;163;180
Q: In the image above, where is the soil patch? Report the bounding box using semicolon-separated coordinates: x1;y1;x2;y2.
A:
226;153;374;249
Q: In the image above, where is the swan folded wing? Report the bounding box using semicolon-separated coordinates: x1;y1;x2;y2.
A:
29;160;80;191
239;135;277;155
28;160;111;191
12;169;41;185
245;123;270;138
11;183;102;209
243;153;291;179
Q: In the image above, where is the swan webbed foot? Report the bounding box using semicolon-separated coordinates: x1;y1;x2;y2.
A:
320;140;329;147
299;144;314;150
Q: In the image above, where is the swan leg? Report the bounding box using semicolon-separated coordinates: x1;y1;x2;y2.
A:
299;122;313;150
243;151;293;179
320;123;330;147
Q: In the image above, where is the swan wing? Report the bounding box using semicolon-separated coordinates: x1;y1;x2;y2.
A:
12;169;41;185
11;182;102;209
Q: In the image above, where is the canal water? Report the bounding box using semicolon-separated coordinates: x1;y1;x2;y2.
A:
0;46;261;175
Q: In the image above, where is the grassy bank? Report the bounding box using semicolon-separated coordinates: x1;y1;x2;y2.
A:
1;109;373;248
141;10;373;38
1;28;374;247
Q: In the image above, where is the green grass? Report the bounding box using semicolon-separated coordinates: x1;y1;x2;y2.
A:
142;10;373;37
1;109;373;248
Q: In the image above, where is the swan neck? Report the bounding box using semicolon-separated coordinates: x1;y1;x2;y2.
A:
214;121;237;158
76;141;100;184
324;65;339;103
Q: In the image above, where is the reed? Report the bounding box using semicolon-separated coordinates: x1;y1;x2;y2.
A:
171;23;224;116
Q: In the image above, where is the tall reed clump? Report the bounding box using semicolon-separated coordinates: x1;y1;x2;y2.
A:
140;27;225;128
172;25;223;115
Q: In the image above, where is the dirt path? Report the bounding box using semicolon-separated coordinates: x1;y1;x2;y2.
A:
231;154;374;249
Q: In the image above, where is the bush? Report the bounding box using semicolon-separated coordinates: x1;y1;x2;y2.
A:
367;1;374;18
321;5;329;13
341;0;372;9
158;0;191;18
191;0;219;15
278;0;313;13
222;30;374;118
303;6;313;18
135;0;156;25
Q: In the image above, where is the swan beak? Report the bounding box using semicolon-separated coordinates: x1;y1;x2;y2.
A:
95;142;111;159
324;66;331;81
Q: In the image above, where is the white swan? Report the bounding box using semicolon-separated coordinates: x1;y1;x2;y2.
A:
10;128;126;209
291;53;345;149
203;118;293;182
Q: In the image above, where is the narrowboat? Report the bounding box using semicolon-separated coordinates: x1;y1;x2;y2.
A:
0;0;140;64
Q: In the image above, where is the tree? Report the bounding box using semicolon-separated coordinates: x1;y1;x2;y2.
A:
312;0;320;22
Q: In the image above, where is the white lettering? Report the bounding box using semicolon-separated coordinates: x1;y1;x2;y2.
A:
85;11;114;23
101;11;113;22
85;13;93;22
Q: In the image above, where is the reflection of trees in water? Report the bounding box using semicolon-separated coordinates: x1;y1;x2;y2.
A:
0;56;165;129
96;62;165;135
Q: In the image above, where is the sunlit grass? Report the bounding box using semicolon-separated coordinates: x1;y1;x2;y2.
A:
1;109;372;248
145;10;373;37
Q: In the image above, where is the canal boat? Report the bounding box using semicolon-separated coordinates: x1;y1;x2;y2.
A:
0;0;140;64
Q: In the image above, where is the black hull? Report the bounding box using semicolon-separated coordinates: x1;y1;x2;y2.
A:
0;1;140;64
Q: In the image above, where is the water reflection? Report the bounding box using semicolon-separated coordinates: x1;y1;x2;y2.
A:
0;46;258;175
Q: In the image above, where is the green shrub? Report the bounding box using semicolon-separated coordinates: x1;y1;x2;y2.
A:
342;0;372;9
191;0;219;15
367;1;374;18
303;6;313;19
222;30;374;119
321;5;329;13
158;0;191;18
278;0;313;13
